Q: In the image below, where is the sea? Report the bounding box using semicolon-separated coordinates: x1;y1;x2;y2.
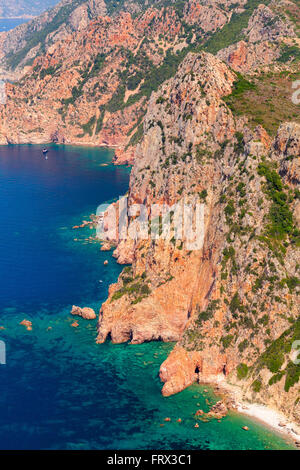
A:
0;18;30;32
0;144;294;450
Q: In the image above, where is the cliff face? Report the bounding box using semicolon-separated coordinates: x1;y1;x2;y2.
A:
0;0;299;424
97;50;300;422
218;1;300;73
0;0;298;156
0;0;107;71
0;0;246;150
97;51;237;344
160;120;300;404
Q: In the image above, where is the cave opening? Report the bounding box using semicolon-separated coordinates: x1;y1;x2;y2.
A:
195;366;201;383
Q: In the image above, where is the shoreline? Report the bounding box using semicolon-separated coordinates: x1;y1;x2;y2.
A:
77;154;299;450
4;143;297;449
211;377;300;448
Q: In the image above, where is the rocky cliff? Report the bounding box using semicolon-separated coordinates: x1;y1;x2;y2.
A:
0;0;299;426
218;1;300;73
97;49;300;423
0;0;298;156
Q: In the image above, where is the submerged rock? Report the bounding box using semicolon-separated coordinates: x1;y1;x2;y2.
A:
20;319;32;331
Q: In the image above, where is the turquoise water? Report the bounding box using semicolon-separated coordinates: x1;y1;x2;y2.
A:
0;144;294;450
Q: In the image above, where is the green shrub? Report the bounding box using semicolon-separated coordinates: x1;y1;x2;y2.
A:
278;44;300;63
284;361;300;392
225;200;235;216
81;116;96;136
252;379;262;393
238;339;249;353
204;0;270;54
237;363;248;380
195;300;220;326
258;162;294;241
221;334;234;349
269;371;285;386
230;292;244;314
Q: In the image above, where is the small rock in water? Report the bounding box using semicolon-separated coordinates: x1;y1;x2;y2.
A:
20;319;32;331
71;305;96;320
104;260;109;266
206;401;228;420
101;243;111;251
242;426;249;431
194;423;199;428
71;321;79;328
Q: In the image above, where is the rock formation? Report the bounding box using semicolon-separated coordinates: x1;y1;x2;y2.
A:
71;305;97;320
2;0;298;157
0;0;299;428
97;47;300;423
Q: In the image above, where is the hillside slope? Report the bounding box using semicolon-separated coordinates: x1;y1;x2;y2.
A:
0;0;299;160
0;0;299;430
98;50;300;427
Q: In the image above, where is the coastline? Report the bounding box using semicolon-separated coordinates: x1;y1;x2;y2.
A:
211;377;300;448
72;150;299;449
81;152;299;449
0;144;298;452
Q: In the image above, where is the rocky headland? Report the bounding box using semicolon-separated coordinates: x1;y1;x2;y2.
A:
0;0;299;443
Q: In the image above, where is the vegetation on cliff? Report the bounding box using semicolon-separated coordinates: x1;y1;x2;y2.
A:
0;0;299;427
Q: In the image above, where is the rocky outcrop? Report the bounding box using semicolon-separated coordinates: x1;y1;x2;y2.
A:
1;0;299;428
217;40;280;73
0;0;107;73
71;305;97;320
113;146;135;165
0;0;255;155
218;1;298;72
97;45;300;424
97;51;238;344
158;120;300;419
245;3;296;43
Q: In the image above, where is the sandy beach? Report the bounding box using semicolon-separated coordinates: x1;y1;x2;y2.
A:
236;402;300;446
212;377;300;448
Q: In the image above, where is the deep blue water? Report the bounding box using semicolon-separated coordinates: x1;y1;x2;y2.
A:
0;145;294;450
0;19;30;32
